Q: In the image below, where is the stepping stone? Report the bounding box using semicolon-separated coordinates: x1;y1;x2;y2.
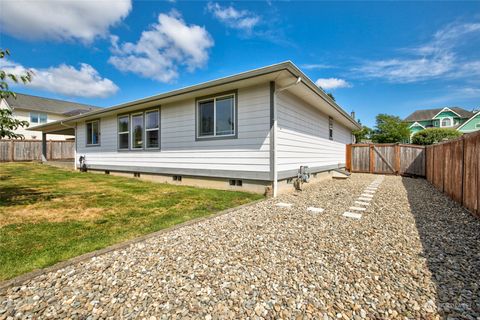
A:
355;201;370;206
358;197;372;201
361;194;374;198
307;207;324;213
343;212;362;219
349;206;366;211
275;202;292;208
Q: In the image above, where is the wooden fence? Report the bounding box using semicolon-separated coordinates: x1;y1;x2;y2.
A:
0;140;74;162
425;131;480;217
346;143;425;176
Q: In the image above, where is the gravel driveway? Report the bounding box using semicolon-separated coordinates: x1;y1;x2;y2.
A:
1;174;479;319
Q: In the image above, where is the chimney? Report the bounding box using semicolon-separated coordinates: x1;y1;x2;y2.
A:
351;111;356;120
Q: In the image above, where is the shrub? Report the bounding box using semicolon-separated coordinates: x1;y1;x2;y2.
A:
411;128;462;145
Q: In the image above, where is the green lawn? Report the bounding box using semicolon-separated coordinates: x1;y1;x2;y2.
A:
0;163;262;280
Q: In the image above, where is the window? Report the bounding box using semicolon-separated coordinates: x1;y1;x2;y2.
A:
476;123;480;129
441;117;453;127
145;110;159;148
117;108;160;150
197;94;235;138
118;116;129;149
329;117;333;140
30;112;47;124
86;120;100;146
131;113;144;149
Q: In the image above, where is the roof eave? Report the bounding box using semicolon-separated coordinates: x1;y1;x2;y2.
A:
31;61;361;131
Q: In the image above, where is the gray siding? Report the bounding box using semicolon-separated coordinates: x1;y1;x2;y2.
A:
276;91;352;174
77;83;271;177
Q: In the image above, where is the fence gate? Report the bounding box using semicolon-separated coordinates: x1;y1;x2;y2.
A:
346;144;425;176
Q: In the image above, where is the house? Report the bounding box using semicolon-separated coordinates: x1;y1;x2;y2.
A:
30;62;360;195
405;107;480;138
0;93;99;140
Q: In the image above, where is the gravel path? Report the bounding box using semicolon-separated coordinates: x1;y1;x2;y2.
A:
1;174;479;319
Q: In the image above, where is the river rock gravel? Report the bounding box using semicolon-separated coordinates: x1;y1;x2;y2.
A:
1;174;479;319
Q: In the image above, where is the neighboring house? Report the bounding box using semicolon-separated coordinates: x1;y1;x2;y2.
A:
405;107;480;138
31;62;360;195
0;93;99;140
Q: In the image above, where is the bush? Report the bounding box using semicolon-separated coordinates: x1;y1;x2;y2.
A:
411;128;462;145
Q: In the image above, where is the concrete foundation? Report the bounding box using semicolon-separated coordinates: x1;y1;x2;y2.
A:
85;168;340;196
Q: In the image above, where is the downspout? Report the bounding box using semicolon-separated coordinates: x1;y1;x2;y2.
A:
272;77;302;197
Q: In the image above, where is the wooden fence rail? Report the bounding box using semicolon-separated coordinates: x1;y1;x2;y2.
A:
346;143;426;176
425;131;480;217
0;140;74;162
347;131;480;218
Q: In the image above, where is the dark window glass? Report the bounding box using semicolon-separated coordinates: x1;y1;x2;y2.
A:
199;100;214;136
146;111;159;129
146;130;159;148
145;111;159;148
119;133;129;149
131;114;144;149
30;113;39;123
39;113;47;123
118;116;129;149
216;96;234;135
87;122;92;145
329;117;333;140
118;116;129;132
87;121;99;145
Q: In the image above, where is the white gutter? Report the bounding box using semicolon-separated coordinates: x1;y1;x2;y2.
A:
273;77;302;197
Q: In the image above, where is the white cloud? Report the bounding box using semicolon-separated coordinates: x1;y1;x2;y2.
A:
207;2;260;33
356;21;480;83
0;0;131;42
301;64;332;70
109;11;214;82
315;78;352;90
0;59;119;98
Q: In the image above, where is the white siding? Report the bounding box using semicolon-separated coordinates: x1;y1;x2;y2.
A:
1;103;72;140
276;91;352;174
77;84;271;177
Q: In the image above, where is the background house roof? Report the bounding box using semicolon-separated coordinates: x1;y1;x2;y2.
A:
4;93;100;116
405;107;474;121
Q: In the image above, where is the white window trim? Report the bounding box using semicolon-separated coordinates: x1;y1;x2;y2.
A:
130;112;144;150
409;121;425;129
432;107;461;119
196;93;236;139
86;120;100;146
30;112;48;124
440;117;454;127
117;108;160;151
457;111;480;131
117;115;130;150
145;109;160;149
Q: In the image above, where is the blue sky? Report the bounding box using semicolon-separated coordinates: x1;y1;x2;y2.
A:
1;1;479;127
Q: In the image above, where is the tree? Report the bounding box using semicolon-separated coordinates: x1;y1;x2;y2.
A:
352;126;373;143
411;128;462;145
0;49;32;139
326;92;335;101
371;114;410;143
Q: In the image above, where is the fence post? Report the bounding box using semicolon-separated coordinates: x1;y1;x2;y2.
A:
346;144;352;172
9;140;14;162
369;145;375;174
394;144;400;175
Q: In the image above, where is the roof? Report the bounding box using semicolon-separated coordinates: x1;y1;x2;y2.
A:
4;93;100;116
405;107;474;121
30;61;361;134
